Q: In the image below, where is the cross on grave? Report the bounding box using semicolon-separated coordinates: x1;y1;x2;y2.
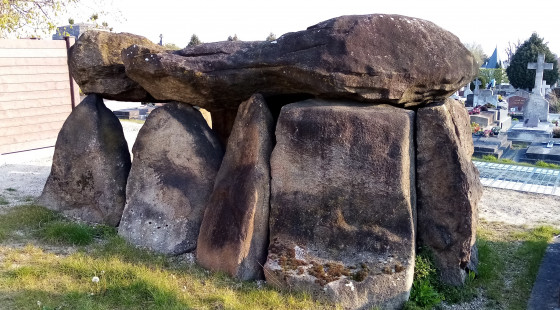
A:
527;53;553;97
540;81;551;97
473;79;482;91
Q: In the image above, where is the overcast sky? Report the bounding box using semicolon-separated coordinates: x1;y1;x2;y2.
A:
62;0;560;61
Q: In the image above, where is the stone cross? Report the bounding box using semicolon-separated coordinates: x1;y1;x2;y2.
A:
473;79;481;91
527;53;553;97
540;81;551;96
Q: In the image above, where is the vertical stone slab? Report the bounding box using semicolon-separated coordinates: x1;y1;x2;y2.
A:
197;94;274;280
38;94;131;226
264;100;416;310
118;102;223;255
416;98;483;286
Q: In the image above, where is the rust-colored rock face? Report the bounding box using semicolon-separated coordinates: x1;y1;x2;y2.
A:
121;14;476;110
69;31;162;101
38;94;131;226
118;102;223;255
416;98;483;285
264;99;416;310
196;94;274;280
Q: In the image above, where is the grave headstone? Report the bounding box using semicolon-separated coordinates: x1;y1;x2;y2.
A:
506;95;528;112
541;81;551;96
465;94;474;107
470;113;493;127
474;89;498;107
473;79;482;95
463;83;473;97
523;94;549;124
527;53;553;97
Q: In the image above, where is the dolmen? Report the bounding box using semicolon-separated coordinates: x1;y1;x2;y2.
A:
39;14;482;309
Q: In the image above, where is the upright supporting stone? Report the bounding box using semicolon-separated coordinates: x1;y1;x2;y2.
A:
264;100;416;310
197;94;274;280
416;98;482;286
118;102;223;255
38;94;131;226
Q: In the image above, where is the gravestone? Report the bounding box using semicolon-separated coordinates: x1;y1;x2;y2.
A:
470;113;494;127
474;89;498;107
465;94;474;107
527;53;553;96
523;93;549;124
541;82;551;96
463;83;473;97
525;138;560;163
473;79;482;95
496;108;512;129
507;95;528;112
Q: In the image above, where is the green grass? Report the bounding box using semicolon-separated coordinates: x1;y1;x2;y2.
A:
0;205;335;310
535;160;560;169
1;205;558;310
4;187;17;192
473;157;560;169
0;195;8;205
404;222;559;310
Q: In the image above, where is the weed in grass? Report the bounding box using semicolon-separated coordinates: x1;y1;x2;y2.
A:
4;187;17;192
535;160;560;169
403;249;444;309
481;155;498;162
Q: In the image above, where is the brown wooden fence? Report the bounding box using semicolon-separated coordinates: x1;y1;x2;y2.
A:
0;38;77;154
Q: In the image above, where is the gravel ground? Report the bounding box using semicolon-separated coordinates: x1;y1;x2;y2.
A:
0;120;143;209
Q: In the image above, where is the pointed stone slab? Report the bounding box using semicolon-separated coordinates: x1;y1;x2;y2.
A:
264;99;416;310
416;98;482;285
118;102;223;255
122;14;476;111
38;94;131;226
197;94;274;280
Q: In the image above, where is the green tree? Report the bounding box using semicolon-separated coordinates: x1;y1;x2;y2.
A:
188;34;202;47
0;0;78;38
506;33;559;90
266;32;276;41
479;68;509;86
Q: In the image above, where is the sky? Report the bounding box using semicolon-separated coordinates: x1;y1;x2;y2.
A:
60;0;560;62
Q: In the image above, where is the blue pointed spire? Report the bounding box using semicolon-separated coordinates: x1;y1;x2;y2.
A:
482;47;500;69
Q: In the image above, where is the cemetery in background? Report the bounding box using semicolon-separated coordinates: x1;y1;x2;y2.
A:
0;38;78;154
465;52;560;166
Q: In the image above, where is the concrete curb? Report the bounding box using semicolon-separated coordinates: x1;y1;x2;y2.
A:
528;235;560;310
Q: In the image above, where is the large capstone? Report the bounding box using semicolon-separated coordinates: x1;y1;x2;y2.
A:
69;31;162;101
38;94;131;226
121;14;476;111
264;100;416;310
416;98;482;285
197;94;274;280
118;102;223;254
